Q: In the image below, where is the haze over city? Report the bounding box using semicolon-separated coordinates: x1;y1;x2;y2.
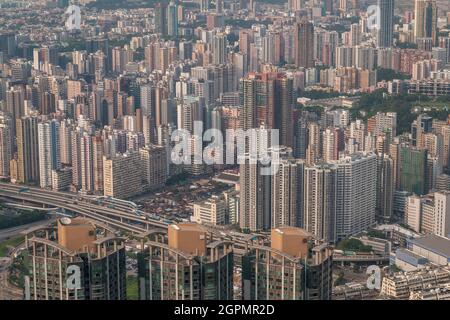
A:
0;0;449;304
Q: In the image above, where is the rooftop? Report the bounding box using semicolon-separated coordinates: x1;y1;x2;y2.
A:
409;234;450;259
273;227;310;237
213;172;240;184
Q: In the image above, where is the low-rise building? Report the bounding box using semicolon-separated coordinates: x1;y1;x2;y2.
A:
380;266;450;299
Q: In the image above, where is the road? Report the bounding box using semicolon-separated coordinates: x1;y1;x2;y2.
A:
0;219;55;242
0;182;262;256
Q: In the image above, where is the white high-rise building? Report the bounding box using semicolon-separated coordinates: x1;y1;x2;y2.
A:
332;152;378;240
434;191;450;238
212;32;228;65
271;159;304;228
140;84;153;117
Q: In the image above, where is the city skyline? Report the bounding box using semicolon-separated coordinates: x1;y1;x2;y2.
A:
0;0;449;304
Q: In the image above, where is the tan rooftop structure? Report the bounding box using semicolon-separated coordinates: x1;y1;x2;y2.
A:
168;223;207;256
271;227;311;259
57;217;96;254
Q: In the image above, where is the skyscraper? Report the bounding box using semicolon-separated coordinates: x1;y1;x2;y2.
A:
239;152;272;232
239;72;294;147
16;116;39;184
212;32;228;65
24;218;126;300
103;151;142;199
333;152;378;240
434;191;450;238
155;3;168;35
272;159;304;228
6;86;25;138
294;21;314;68
376;154;394;223
59;119;73;166
139;144;168;191
0;112;12;178
304;164;338;243
138;223;234;300
242;227;333;300
38;120;61;188
400;145;428;196
377;0;394;48
306;122;321;165
167;1;178;37
414;0;438;45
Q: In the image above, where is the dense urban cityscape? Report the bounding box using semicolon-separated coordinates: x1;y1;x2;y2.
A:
0;0;449;303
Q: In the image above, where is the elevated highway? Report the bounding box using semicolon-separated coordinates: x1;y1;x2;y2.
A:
0;183;261;253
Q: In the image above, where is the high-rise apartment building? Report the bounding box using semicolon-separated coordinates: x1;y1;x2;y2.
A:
376;154;394;223
0;112;12;178
139;144;167;191
303;164;338;243
434;191;450;238
16;115;39;184
6;86;25;138
377;0;394;48
414;0;438;45
103;151;142;199
38;120;61;188
294;21;314;68
399;145;428;196
155;2;168;35
239;153;272;232
239;72;294;147
193;195;227;225
212;32;228;65
167;1;178;37
242;227;333;300
24;218;126;300
272;159;304;228
373;112;397;138
333;152;378;240
306;122;321;165
138;223;234;300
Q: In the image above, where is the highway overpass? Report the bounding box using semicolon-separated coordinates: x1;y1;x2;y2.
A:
0;182;261;254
